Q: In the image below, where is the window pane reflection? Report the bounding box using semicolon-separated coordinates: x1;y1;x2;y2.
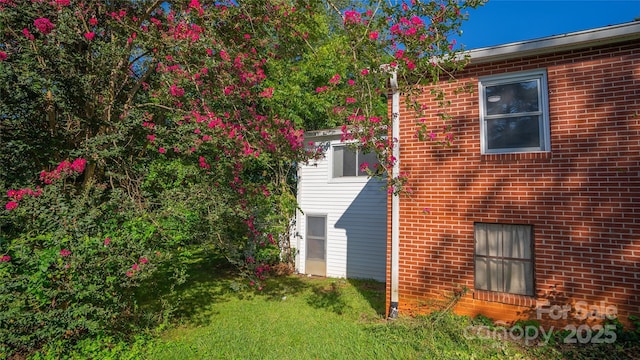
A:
485;80;539;116
487;116;540;150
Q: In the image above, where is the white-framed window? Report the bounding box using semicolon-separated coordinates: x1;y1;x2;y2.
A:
474;223;534;296
479;70;550;154
332;144;378;178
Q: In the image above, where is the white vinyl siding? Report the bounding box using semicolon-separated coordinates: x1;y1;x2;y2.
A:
475;223;534;296
295;134;387;282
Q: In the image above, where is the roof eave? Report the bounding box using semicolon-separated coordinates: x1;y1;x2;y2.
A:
466;21;640;65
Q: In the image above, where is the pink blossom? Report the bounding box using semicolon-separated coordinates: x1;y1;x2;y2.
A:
0;255;11;262
347;79;355;86
369;31;378;40
315;86;328;93
34;18;54;35
132;263;140;271
139;257;148;264
60;249;71;257
259;87;274;98
126;271;134;277
329;74;341;85
170;84;184;97
5;201;18;211
22;28;34;40
0;51;7;61
344;10;361;24
55;0;70;6
103;237;111;246
345;97;356;104
360;69;369;76
198;156;211;169
89;17;98;26
410;16;424;27
147;134;155;142
158;147;166;154
84;32;95;41
189;0;201;8
70;158;86;173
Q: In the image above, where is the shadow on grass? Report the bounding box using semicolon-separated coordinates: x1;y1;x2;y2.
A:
136;249;241;327
306;279;350;315
138;249;387;327
260;275;311;301
347;278;386;316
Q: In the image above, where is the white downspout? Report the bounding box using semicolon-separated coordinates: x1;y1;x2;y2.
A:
389;68;400;319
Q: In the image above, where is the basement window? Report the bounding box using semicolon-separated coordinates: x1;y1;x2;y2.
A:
474;223;534;296
479;70;550;154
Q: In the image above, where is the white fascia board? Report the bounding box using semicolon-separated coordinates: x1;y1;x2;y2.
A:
304;127;343;142
466;21;640;65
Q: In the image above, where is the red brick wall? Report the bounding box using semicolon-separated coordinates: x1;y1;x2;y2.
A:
386;40;640;326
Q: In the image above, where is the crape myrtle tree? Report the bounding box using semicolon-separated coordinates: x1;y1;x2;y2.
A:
0;0;482;354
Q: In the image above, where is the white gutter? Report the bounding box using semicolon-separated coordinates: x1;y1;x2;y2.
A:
389;68;400;319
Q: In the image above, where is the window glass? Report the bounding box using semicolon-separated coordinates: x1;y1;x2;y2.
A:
474;223;534;296
332;145;379;178
359;151;378;174
307;216;326;238
485;80;539;116
306;215;326;260
486;116;541;150
480;71;549;154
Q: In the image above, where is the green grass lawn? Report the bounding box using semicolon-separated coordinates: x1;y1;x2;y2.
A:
140;251;538;360
43;249;638;360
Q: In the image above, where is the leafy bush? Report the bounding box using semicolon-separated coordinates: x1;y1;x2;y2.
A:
0;161;183;358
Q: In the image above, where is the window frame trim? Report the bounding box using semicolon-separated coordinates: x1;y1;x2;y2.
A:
473;222;535;297
478;69;551;154
330;143;378;180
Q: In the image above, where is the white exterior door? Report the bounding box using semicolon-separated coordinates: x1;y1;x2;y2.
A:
305;215;326;276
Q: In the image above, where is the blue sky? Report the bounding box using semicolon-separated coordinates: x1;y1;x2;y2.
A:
456;0;640;49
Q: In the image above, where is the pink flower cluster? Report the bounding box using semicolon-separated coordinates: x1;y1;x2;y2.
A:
0;255;11;263
344;10;361;25
33;17;54;35
5;187;42;211
126;257;148;277
39;158;87;184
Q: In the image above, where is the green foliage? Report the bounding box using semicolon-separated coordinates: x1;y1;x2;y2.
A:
0;0;488;356
607;314;640;343
0;174;188;358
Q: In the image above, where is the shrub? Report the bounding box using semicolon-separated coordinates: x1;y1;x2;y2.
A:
0;160;181;358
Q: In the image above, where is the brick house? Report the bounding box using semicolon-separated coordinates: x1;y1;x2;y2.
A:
386;21;640;325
